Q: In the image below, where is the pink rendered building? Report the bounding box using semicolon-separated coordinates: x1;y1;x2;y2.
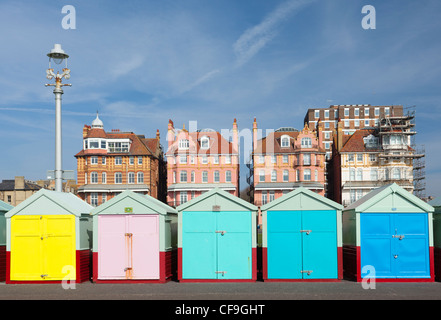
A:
166;119;240;207
250;118;326;210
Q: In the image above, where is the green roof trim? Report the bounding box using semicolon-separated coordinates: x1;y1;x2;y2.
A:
0;199;13;212
90;190;177;215
177;188;258;212
260;187;343;211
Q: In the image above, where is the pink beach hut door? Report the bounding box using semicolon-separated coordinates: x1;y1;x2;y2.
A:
98;215;160;280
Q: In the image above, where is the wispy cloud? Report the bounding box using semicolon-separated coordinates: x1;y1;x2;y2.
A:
233;0;315;67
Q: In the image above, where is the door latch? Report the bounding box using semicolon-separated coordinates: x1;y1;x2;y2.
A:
301;270;313;275
215;230;226;235
392;235;405;240
215;271;227;275
300;230;311;235
40;274;48;278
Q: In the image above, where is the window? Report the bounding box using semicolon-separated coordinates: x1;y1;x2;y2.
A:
385;107;390;116
85;173;87;184
282;155;288;163
270;155;276;164
259;170;265;182
202;171;208;183
303;154;311;165
283;170;289;182
173;172;176;184
180;192;188;205
191;171;195;183
259;155;265;164
108;142;129;153
128;172;135;184
296;170;300;181
356;169;363;181
91;156;98;165
225;171;231;182
324;132;330;139
102;172;107;184
137;172;144;184
354;108;359;116
348;154;354;162
115;156;122;165
354;120;359;127
200;137;209;149
91;172;98;184
344;120;350;128
102;193;107;204
357;154;363;162
262;192;267;205
102;156;106;165
344;108;349;117
179;139;189;149
324;122;330;129
375;108;379;116
271;170;277;182
281;136;289;148
190;155;195;164
89;139;99;149
315;169;318;181
138;156;143;165
325;142;330;150
269;191;275;202
180;171;187;182
213;156;219;164
225;155;231;164
115;172;122;184
369;154;376;162
91;193;98;207
304;169;311;181
350;189;356;203
334;110;338;118
129;156;134;165
364;108;369;115
202;156;208;164
393;168;401;180
214;171;220;183
301;137;312;148
350;168;355;181
180;155;187;164
370;169;378;181
356;189;363;201
314;110;320;118
324;110;329;118
101;140;106;149
365;120;370;127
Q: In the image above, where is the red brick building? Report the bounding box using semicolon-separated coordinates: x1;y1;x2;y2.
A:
75;114;166;206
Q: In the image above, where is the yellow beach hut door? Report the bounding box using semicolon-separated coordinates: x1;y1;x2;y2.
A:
11;215;76;281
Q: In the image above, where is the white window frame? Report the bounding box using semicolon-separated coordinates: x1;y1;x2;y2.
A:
115;172;122;184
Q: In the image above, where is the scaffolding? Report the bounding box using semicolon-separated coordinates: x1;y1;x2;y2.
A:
377;106;426;199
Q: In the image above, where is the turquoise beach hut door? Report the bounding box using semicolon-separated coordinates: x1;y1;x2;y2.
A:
182;211;252;280
267;210;337;279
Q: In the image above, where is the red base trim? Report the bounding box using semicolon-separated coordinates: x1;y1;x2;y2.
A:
6;250;91;284
178;247;257;282
92;249;176;283
262;246;343;282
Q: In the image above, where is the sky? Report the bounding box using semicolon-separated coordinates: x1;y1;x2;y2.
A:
1;0;441;198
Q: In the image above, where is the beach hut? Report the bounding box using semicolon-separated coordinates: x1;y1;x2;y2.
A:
260;187;343;281
5;189;92;283
343;183;434;282
428;197;441;281
0;200;13;282
90;190;177;283
177;188;258;282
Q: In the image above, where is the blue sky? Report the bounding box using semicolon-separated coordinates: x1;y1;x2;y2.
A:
1;0;441;198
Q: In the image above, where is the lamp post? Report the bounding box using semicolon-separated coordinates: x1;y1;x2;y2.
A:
45;44;71;192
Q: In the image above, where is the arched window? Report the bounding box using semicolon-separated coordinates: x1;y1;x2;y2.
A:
281;135;290;148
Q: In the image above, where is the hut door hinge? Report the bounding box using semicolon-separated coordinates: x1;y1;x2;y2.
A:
301;270;313;276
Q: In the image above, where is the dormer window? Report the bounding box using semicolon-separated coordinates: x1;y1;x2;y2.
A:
108;140;130;153
200;136;209;149
281;135;290;148
179;139;189;149
301;137;312;148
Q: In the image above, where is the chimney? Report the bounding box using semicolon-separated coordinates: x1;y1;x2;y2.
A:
82;125;91;138
253;117;257;150
156;129;160;140
232;118;238;154
317;119;323;148
167;119;175;150
336;120;343;152
15;176;25;190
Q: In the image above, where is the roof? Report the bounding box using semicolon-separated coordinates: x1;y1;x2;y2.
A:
177;187;258;212
340;129;379;153
253;126;325;154
0;199;13;212
166;130;236;156
0;179;42;192
5;189;92;218
260;187;343;211
344;183;434;213
90;190;177;216
76;130;161;158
